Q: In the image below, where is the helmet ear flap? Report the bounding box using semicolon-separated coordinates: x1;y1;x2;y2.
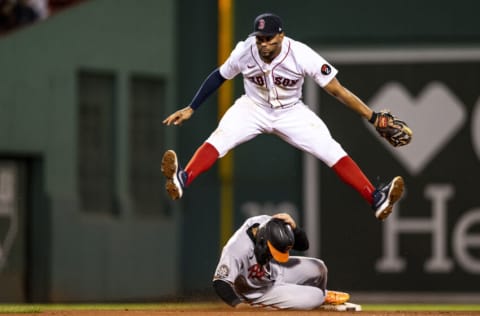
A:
254;225;271;265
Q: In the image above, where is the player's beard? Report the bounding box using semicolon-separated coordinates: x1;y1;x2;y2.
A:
259;45;279;63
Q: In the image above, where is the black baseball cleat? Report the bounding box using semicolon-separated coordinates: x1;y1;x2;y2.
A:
161;150;187;200
372;176;404;220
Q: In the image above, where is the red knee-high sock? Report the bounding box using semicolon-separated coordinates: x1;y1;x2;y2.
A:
184;142;219;187
332;156;375;205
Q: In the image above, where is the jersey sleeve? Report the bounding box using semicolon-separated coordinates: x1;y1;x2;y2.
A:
298;42;338;87
213;215;270;284
213;251;241;284
212;279;241;306
219;40;247;80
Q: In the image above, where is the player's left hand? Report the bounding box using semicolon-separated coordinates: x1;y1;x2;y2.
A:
163;106;194;126
371;110;413;147
272;213;296;229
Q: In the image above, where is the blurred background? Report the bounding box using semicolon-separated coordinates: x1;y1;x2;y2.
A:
0;0;479;304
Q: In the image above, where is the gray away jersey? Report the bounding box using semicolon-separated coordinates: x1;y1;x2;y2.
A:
213;215;276;298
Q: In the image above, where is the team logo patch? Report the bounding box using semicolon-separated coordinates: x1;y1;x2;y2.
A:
321;64;332;75
214;264;230;279
258;19;265;30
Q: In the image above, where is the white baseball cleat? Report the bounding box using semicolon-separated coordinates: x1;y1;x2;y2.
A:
372;176;404;220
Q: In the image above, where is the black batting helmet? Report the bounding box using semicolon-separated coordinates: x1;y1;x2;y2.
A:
255;218;295;264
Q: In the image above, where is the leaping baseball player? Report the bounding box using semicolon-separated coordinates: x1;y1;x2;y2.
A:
162;13;412;220
213;212;360;310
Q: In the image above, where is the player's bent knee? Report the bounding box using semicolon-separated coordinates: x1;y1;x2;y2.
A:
308;257;328;277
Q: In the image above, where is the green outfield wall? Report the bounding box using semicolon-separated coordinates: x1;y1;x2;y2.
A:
0;0;179;302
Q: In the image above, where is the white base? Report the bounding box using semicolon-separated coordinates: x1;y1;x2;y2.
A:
319;302;362;311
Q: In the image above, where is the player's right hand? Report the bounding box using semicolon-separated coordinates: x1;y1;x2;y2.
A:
272;213;296;229
163;106;194;126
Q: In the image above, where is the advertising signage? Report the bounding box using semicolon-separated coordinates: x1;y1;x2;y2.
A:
307;48;480;291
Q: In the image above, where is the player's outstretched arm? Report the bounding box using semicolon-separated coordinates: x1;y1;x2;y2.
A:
324;77;412;146
163;106;194;126
323;77;374;121
163;69;226;126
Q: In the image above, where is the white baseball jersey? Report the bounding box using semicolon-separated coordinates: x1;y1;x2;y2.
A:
206;36;347;167
213;215;329;310
219;36;338;108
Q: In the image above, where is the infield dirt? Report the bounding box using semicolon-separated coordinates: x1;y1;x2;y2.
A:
1;309;480;316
